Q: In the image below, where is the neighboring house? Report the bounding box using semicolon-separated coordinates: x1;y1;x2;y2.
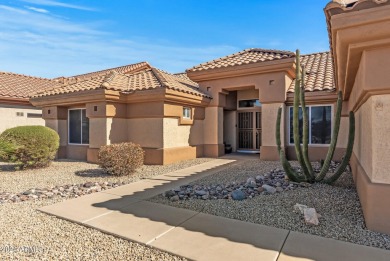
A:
30;62;210;165
0;72;57;133
28;0;390;235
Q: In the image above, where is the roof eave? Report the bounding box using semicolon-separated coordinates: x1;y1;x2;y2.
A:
0;97;31;106
187;58;296;82
29;89;122;107
325;0;390;100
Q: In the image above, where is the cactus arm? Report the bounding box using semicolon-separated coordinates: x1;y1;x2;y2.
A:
300;66;314;180
293;50;310;180
324;111;355;184
315;91;343;182
276;107;306;182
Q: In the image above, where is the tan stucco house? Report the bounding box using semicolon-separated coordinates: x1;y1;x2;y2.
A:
30;51;343;165
28;0;390;235
0;72;57;133
30;62;211;165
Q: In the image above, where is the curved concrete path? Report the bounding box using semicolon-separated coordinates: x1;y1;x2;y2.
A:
39;157;390;261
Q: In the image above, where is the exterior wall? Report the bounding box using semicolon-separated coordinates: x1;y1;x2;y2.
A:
237;89;259;105
354;95;390;184
350;94;390;234
128;118;163;148
203;106;224;157
326;3;390;234
260;103;285;160
163;118;191;148
223;110;236;152
0;104;44;134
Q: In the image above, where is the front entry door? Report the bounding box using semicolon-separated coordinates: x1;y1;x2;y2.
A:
238;111;261;151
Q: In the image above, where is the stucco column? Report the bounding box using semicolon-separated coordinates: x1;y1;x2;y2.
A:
260;103;285;160
86;102;127;163
257;74;290;160
203;106;224;157
42;106;67;158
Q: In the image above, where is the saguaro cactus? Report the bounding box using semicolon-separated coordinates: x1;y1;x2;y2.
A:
275;50;355;184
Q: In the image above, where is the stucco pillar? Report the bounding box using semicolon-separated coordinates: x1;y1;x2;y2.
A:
260;103;285;160
203;106;224;157
86;102;127;163
257;74;289;160
42;106;67;158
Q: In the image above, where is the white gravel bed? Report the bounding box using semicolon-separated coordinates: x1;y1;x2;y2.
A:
0;158;213;194
0;158;214;260
0;199;187;260
149;159;390;250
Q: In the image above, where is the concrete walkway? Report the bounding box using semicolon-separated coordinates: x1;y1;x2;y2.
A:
39;158;390;261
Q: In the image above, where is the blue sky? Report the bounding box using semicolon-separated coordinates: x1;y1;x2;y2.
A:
0;0;332;78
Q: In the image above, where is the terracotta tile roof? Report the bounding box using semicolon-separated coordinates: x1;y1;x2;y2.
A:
34;66;210;98
288;52;335;93
187;48;295;72
54;62;150;83
0;71;58;99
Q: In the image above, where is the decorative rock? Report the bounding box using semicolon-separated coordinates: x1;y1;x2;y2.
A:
246;178;256;188
195;190;207;196
276;187;283;193
255;175;264;182
201;194;209;200
257;187;265;193
294;203;308;214
231;190;246;200
29;194;38;199
164;190;176;198
23;189;35;195
262;185;276;194
84;182;94;188
170;195;179;202
304;208;319;226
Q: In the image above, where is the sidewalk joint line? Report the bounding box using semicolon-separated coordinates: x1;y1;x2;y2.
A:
276;230;291;261
145;211;202;245
82;211;114;223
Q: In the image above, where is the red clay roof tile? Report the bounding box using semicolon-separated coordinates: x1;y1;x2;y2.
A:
187;48;295;72
0;72;58;99
288;52;335;93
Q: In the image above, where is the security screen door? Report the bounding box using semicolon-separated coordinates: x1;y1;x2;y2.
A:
238;112;261;150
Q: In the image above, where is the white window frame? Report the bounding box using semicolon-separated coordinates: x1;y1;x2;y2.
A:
68;108;89;145
287;104;333;147
183;107;192;119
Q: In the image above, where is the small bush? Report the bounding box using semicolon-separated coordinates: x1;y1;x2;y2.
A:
98;142;144;176
0;139;17;160
0;126;59;169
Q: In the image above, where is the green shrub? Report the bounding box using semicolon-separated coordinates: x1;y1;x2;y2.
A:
0;139;17;160
98;142;144;176
0;126;59;169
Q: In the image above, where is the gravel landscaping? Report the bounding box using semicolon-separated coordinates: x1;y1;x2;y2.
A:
0;159;215;260
0;158;213;196
149;159;390;250
0;198;187;260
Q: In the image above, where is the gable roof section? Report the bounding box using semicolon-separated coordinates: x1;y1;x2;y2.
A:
187;48;295;72
54;62;150;83
34;66;210;98
0;71;58;100
288;52;335;93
